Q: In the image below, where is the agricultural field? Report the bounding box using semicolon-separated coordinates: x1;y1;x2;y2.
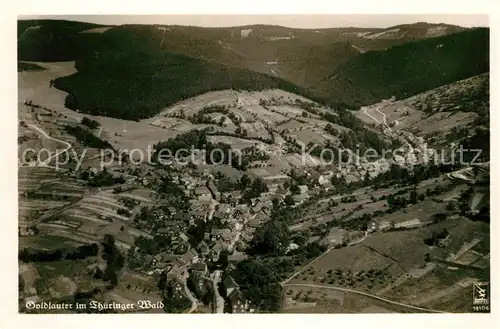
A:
103;270;163;313
288;128;339;147
291;175;457;233
286;216;488;312
240;121;272;140
281;285;419;313
24;188;153;250
207;135;269;150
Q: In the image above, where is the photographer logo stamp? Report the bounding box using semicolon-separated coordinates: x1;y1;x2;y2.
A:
472;282;490;312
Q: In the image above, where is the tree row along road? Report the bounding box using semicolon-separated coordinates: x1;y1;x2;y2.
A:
282;283;446;313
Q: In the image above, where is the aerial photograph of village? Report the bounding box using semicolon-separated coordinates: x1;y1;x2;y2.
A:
17;14;490;314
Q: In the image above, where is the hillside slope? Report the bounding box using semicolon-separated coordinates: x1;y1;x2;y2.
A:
53;47;305;120
313;28;489;107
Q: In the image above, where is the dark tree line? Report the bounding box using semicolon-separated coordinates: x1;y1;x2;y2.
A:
19;243;98;262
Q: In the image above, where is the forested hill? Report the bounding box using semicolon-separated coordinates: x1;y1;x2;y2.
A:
18;19;110;62
53;46;306;120
312;28;489;107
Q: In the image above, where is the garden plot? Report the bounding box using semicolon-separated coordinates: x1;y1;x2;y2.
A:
284;153;326;167
205;113;238;128
19;199;69;212
31;181;86;200
242;104;287;124
118;189;154;203
303;118;351;133
267;105;312;117
247;166;290;181
229;107;253;123
290;129;338;146
278;119;312;132
378;266;480;312
290;219;483;295
77;202;129;222
240;121;271;140
149;117;190;129
153;90;236;118
62;208;110;225
207;135;269;150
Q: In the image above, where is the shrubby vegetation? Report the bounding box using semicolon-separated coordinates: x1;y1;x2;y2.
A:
100;234;124;287
81;117;101;129
64;125;113;149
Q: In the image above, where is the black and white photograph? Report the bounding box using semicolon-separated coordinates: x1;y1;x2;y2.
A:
1;1;496;326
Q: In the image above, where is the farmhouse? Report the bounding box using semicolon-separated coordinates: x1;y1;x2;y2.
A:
321;227;348;247
214;203;231;219
293;193;308;205
194;186;212;202
395;218;422;229
298;185;309;194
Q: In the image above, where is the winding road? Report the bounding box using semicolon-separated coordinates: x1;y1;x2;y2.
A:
211;270;225;313
26;123;72;169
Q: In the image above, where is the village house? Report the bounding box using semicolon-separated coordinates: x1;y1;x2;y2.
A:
222;275;240;297
214;203;231;220
197;240;210;256
229;190;242;202
166;263;186;281
167;206;177;216
293;193;308;205
190;263;209;297
189;208;207;223
211;228;223;241
298;185;309;194
194;186;212;202
227;289;252;313
266;183;280;193
367;219;380;233
395;218;422;229
209;242;224;262
170;172;180;184
234;204;249;214
220;228;233;242
174;240;191;254
170;280;187;300
180;249;199;265
250;200;268;214
247;216;261;229
320;227;349;247
228;253;249;263
191;262;208;277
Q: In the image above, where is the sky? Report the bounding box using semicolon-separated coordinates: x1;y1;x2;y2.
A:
19;14;488;29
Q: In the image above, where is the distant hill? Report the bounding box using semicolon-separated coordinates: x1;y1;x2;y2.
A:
18;19;110;61
18;20;487;119
312;28;489;108
18;20;469;87
52;26;306;120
